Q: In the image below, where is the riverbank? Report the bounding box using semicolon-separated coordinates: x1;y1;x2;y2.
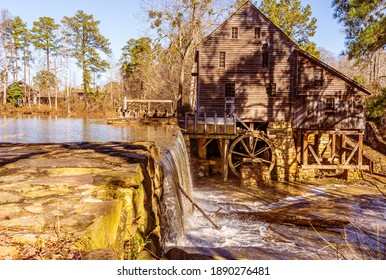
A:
0;142;164;260
0;105;117;119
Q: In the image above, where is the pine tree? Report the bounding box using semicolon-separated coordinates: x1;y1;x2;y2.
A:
31;17;60;73
31;17;60;107
10;16;28;82
62;10;111;109
0;10;13;105
259;0;319;58
332;0;385;60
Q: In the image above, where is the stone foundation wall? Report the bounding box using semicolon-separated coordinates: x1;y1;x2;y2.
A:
267;122;297;182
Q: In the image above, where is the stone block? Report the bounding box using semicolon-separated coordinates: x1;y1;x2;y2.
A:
241;164;270;187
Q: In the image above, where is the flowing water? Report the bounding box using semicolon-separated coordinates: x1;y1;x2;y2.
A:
1;116;386;259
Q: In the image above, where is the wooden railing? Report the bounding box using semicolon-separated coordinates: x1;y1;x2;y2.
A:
182;112;241;135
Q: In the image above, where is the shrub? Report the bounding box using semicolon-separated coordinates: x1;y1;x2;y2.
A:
366;87;386;122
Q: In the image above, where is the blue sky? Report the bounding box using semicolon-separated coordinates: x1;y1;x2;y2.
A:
1;0;347;59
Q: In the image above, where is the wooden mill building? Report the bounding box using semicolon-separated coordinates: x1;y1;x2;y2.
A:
183;1;371;181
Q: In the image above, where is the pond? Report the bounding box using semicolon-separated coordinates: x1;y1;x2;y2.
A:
0;116;176;147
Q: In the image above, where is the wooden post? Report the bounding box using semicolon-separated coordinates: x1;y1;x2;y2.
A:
296;130;302;164
331;134;336;162
340;134;346;164
358;133;363;166
303;132;309;166
223;139;229;181
197;138;207;159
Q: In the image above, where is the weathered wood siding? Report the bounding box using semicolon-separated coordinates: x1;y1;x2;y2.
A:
196;2;368;130
294;53;366;130
197;3;295;122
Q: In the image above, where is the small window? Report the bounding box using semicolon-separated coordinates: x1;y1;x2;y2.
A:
262;43;269;68
325;98;335;112
219;52;226;68
255;27;261;39
225;83;235;98
231;27;238;39
314;68;323;86
266;83;276;97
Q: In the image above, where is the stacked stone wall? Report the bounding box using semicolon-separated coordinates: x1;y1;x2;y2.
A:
267;122;297;182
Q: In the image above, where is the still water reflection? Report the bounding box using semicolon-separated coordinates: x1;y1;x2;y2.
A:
0;116;176;146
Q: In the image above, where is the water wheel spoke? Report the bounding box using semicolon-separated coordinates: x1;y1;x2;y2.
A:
231;150;250;158
251;137;259;154
233;160;243;168
240;139;253;156
254;146;270;157
259;158;274;165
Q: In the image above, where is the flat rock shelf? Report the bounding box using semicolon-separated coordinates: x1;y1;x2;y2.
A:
0;142;164;260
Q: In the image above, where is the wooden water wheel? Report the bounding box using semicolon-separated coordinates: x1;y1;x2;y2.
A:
227;133;275;177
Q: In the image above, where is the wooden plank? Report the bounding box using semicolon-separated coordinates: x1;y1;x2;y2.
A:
331;134;336;161
344;141;359;166
340;134;346;164
303;133;309;166
223;139;230;181
302;165;369;170
358;133;363;166
308;145;322;165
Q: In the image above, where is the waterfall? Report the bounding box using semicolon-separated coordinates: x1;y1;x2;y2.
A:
160;130;193;248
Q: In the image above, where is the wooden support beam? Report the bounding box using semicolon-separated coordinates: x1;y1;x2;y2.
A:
340;134;346;165
197;138;207;159
319;136;332;158
296;130;302;164
223;139;230;181
308;145;322;165
358;133;363;166
331;134;336;161
303;132;309;166
201;138;214;151
344;141;359;166
302;165;369;170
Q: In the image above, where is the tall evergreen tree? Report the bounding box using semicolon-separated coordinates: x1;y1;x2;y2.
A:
0;10;13;105
10;16;28;82
31;17;60;107
258;0;319;57
332;0;385;60
62;10;111;109
31;17;60;73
